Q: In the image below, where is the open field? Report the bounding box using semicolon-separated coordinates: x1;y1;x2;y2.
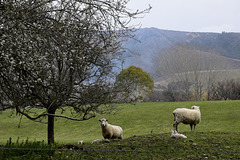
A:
0;100;240;144
1;100;240;159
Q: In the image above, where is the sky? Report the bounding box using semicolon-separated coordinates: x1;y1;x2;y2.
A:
127;0;240;33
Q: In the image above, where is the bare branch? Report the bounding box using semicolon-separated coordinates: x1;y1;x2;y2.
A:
47;113;95;121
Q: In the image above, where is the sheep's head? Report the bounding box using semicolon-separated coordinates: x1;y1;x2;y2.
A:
171;130;177;134
191;106;200;110
99;118;108;127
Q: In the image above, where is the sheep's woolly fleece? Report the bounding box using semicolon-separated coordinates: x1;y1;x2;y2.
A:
173;106;201;131
99;118;123;139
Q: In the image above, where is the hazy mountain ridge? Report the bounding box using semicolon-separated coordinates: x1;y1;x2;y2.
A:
122;27;240;73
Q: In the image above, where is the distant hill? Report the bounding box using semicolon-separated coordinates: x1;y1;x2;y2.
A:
122;28;240;75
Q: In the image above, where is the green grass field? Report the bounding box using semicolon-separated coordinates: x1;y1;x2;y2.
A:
0;100;240;144
1;100;240;159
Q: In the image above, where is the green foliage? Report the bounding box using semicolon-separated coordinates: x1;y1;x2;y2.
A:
117;66;154;90
116;65;154;102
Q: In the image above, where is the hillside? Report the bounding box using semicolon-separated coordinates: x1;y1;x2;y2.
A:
1;101;240;159
122;28;240;75
1;101;240;144
3;132;240;159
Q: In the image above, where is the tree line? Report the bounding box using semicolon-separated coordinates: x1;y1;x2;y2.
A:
145;45;240;102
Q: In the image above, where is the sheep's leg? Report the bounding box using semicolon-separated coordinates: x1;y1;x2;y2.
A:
173;122;178;132
194;124;196;132
173;114;179;131
104;134;111;139
190;124;193;131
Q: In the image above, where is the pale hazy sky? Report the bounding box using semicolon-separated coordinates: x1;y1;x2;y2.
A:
127;0;240;33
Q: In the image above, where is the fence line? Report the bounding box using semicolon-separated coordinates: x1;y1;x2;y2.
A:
1;147;240;154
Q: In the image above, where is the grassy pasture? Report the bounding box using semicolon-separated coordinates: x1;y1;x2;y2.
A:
0;100;240;145
1;100;240;159
2;131;240;159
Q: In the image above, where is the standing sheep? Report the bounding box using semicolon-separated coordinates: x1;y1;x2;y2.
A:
173;106;201;132
99;118;123;139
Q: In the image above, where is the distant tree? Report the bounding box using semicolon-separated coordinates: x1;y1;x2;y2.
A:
162;88;176;102
152;45;232;101
115;66;154;103
0;0;150;144
214;79;240;100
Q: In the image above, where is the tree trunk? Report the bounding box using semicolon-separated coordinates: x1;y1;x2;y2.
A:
48;109;56;144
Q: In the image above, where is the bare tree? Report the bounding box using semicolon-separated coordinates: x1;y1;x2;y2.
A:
214;79;240;100
153;45;232;101
0;0;150;144
154;46;195;101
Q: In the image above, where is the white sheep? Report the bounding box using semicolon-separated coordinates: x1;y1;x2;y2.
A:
77;140;83;145
171;130;187;139
99;118;123;139
91;139;110;144
91;139;101;144
173;106;201;132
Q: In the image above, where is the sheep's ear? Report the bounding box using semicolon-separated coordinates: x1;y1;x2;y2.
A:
99;119;102;122
106;119;108;121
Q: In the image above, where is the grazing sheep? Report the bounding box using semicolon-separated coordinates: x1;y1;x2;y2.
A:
173;106;201;132
99;118;123;139
171;130;187;139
